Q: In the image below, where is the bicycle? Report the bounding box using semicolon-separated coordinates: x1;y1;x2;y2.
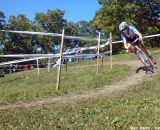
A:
131;38;156;73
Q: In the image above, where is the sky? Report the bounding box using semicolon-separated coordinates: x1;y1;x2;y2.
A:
0;0;101;23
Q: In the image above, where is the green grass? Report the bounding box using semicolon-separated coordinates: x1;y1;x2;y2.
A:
0;52;160;129
0;70;160;129
0;55;133;103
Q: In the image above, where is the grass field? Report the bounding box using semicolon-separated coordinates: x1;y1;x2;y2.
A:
0;52;160;129
0;55;134;103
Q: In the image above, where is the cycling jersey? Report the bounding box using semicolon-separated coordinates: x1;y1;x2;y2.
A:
121;26;139;43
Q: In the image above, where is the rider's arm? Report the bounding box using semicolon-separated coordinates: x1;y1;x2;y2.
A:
135;31;143;42
123;39;131;53
121;34;130;49
123;41;129;49
131;26;143;42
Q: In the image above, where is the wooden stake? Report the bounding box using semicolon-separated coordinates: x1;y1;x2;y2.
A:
65;62;68;71
48;58;51;72
110;32;112;69
101;56;104;69
56;29;65;91
36;59;39;74
96;32;101;74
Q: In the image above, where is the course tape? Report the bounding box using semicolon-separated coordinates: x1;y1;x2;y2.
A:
112;33;160;44
0;54;60;58
0;52;110;66
0;57;45;66
0;30;109;42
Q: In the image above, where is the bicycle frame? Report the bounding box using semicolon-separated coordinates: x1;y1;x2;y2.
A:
132;39;155;73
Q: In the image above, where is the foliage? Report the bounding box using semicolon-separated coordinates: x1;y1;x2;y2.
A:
0;11;5;29
92;0;160;52
3;15;34;54
34;10;66;53
0;0;159;56
0;11;6;55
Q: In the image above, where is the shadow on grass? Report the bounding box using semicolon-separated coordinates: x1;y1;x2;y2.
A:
136;66;148;73
136;66;158;74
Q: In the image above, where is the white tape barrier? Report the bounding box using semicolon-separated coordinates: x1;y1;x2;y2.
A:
61;33;160;51
143;34;160;39
0;57;45;66
0;39;110;57
1;29;159;44
0;30;111;56
63;41;110;55
0;52;110;66
1;30;159;66
112;40;123;44
0;51;78;58
62;51;110;59
0;30;109;42
0;51;110;58
0;54;60;58
112;33;160;44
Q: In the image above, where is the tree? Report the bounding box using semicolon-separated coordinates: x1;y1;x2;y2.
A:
0;11;6;55
4;15;34;54
0;11;5;29
34;9;67;53
75;20;100;47
92;0;160;53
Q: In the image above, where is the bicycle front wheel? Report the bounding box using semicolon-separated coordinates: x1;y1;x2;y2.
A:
136;50;155;73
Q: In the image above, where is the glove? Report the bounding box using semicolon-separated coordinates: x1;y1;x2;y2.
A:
126;49;129;53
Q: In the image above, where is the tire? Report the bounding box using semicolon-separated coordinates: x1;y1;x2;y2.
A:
136;50;155;73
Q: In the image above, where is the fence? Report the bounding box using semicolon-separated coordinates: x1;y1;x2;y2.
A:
0;29;160;91
0;29;112;91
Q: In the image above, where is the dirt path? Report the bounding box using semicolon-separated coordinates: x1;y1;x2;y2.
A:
0;61;151;110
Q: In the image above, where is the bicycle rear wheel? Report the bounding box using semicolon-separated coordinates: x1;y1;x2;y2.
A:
136;50;155;73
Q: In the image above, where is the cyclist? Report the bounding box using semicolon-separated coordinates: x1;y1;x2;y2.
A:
119;21;157;64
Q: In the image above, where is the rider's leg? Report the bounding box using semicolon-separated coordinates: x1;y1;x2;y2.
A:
128;45;141;61
138;42;157;64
